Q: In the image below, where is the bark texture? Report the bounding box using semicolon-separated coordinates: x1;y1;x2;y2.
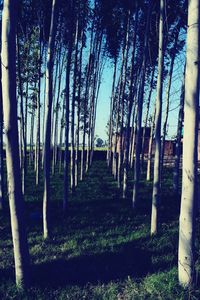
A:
1;0;30;287
178;0;199;287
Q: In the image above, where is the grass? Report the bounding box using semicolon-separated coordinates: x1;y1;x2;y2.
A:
0;160;200;299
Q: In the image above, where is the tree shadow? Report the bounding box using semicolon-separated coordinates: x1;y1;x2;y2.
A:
32;241;151;288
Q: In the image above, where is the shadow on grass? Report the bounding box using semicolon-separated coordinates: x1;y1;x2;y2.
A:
32;241;151;288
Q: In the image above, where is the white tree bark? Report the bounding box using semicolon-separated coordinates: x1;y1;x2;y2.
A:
178;0;199;287
150;0;164;235
0;66;5;210
1;0;30;287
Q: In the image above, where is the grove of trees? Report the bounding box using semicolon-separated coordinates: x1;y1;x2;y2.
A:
0;0;199;293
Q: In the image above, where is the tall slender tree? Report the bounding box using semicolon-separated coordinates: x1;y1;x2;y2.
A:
150;0;165;235
43;0;58;239
173;66;185;193
178;0;199;287
1;0;30;287
132;2;152;207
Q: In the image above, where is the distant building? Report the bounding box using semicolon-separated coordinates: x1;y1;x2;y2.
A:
112;127;176;158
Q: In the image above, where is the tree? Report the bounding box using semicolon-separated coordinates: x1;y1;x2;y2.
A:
43;0;58;239
161;20;181;176
173;66;185;193
96;137;104;147
150;0;165;235
132;2;152;207
178;0;199;287
1;0;30;287
63;1;74;212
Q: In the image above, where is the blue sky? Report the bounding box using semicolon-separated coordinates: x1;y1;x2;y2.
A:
95;48;185;143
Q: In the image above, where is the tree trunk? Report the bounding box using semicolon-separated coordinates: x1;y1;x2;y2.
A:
117;13;130;189
107;58;117;168
59;96;65;173
129;99;137;168
42;48;47;168
0;65;5;210
71;19;79;192
52;49;65;175
161;26;180;176
80;27;94;181
173;66;185;192
35;27;42;186
112;75;122;180
51;45;60;147
86;33;103;172
29;107;35;166
150;0;164;235
17;34;26;195
141;66;155;169
43;0;58;239
132;3;152;207
90;46;104;166
146;105;156;181
75;30;84;186
1;0;30;287
122;7;138;198
178;0;199;286
63;16;73;211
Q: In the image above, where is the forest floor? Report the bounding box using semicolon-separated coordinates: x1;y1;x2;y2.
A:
0;160;200;299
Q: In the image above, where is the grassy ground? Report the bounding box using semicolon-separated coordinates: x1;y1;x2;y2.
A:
0;160;200;299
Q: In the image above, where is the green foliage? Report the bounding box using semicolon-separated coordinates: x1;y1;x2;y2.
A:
0;161;199;299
